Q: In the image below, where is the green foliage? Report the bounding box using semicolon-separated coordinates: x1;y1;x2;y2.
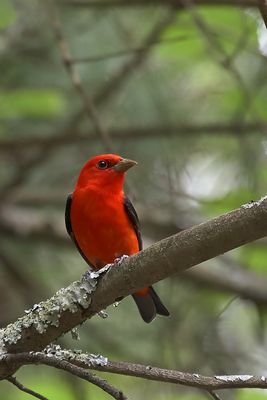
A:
202;188;257;216
0;0;17;29
237;389;267;400
241;245;267;274
0;89;65;118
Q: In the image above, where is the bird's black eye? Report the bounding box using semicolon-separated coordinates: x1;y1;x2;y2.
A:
97;160;109;170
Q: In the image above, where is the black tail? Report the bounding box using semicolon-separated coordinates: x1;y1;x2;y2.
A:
132;286;170;323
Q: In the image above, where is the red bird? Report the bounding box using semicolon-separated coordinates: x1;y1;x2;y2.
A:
65;154;169;323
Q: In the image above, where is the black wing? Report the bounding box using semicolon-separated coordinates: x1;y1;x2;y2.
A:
65;193;73;237
124;196;142;251
65;193;93;267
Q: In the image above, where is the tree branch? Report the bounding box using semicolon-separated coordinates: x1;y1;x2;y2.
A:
207;391;222;400
0;122;266;152
2;202;267;308
3;350;267;391
184;262;267;306
6;354;126;400
92;10;175;108
71;34;190;64
7;376;49;400
48;0;113;152
1;196;267;377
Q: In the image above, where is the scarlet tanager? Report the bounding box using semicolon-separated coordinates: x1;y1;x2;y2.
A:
65;154;169;323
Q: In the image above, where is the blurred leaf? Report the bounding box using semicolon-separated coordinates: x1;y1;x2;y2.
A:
0;89;65;118
159;13;203;62
201;188;257;216
0;0;17;29
197;6;254;32
240;245;267;274
237;389;267;400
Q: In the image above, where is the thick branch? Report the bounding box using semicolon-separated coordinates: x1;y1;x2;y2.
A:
2;202;267;306
1;197;267;377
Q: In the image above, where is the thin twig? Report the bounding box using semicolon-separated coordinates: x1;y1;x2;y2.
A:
93;9;176;107
0;244;46;303
7;376;49;400
4;352;267;391
207;390;222;400
47;0;113;152
181;0;253;117
76;12;176;134
7;356;126;400
14;9;176;169
0;111;84;204
72;34;191;64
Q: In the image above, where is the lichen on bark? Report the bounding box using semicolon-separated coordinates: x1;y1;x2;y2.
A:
0;275;98;354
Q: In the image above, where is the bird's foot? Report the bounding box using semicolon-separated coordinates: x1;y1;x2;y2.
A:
81;263;112;282
114;254;129;266
81;256;128;282
113;296;124;308
98;310;109;319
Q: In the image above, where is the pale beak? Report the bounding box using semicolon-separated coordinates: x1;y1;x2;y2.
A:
113;158;137;172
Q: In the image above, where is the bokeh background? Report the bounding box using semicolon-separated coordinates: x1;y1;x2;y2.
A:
1;0;267;399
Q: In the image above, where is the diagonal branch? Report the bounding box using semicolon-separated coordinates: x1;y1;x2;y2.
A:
207;391;222;400
7;376;49;400
48;0;113;152
72;34;190;64
2;202;267;307
92;10;175;107
1;196;267;377
7;358;126;400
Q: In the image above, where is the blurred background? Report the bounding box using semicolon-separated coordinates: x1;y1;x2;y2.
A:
1;0;267;399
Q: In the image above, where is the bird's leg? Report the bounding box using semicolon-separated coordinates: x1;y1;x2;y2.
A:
113;255;129;303
81;256;129;304
113;254;129;266
82;255;129;281
81;263;112;282
98;310;109;319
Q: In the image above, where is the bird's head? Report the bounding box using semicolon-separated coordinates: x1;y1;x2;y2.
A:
75;154;137;190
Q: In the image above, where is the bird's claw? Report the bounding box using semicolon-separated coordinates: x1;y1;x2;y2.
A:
81;263;112;281
114;254;129;266
81;256;128;282
98;310;109;319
